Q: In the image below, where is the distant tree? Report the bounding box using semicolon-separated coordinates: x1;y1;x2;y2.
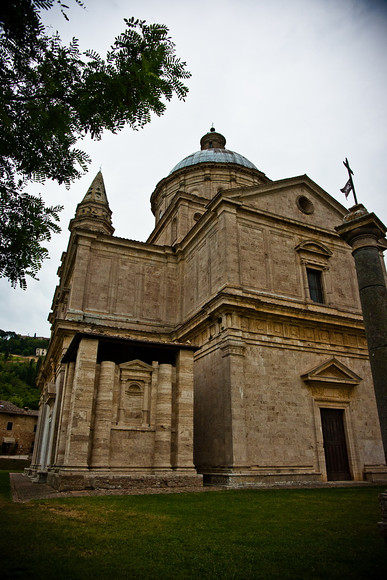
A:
0;330;49;356
9;395;24;409
0;1;190;288
0;354;41;409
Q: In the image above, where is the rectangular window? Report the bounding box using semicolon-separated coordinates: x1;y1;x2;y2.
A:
7;422;13;431
307;268;324;303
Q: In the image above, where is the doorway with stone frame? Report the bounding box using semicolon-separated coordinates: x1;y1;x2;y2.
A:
320;407;351;481
301;357;363;481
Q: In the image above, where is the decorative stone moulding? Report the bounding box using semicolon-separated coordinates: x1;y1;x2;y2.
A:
301;357;362;391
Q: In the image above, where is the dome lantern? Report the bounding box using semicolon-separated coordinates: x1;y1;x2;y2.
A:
200;127;226;150
169;128;259;175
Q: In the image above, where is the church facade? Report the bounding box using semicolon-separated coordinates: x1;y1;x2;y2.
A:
29;129;387;490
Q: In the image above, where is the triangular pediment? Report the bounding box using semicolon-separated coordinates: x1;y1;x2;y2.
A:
301;358;362;387
119;359;154;372
222;175;347;230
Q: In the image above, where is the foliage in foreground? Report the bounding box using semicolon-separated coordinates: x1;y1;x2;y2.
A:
0;473;386;580
0;1;191;288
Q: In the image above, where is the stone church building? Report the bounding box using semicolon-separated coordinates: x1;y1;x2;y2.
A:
29;128;387;490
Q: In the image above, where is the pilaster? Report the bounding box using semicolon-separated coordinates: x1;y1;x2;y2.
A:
63;338;99;468
91;360;115;467
153;363;173;469
172;349;195;469
221;338;248;468
217;202;240;287
68;236;93;314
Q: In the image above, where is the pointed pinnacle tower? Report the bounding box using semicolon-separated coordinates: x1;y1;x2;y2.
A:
69;171;114;235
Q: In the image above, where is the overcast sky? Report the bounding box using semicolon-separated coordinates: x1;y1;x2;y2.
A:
1;0;386;337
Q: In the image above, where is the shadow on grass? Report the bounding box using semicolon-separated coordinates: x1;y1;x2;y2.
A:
0;472;386;579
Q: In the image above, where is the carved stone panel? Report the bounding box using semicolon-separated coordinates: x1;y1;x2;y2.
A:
118;360;154;427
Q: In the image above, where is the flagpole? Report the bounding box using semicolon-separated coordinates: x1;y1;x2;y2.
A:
343;158;358;205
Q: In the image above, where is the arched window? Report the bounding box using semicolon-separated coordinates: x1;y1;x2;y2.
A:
125;382;143;422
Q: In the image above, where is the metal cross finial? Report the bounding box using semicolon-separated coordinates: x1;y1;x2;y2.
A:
341;158;358;205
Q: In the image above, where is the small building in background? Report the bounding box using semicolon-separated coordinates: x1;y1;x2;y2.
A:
35;348;47;357
0;401;39;455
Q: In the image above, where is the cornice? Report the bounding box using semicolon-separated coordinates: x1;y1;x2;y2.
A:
174;288;365;341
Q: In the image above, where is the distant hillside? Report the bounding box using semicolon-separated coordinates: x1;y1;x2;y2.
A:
0;331;49;410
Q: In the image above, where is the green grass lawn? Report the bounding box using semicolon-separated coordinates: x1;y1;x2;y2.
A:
0;472;386;579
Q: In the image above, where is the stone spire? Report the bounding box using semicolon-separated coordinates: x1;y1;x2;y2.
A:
69;171;114;235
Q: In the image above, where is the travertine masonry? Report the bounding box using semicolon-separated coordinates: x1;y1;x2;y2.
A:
30;130;387;490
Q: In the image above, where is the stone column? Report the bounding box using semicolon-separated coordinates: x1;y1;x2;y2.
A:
336;205;387;461
64;338;99;468
91;360;115;467
46;368;66;468
55;362;75;465
38;403;52;470
30;400;45;468
153;363;173;470
172;349;195;470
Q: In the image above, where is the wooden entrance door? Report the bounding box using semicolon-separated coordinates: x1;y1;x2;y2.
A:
320;408;351;481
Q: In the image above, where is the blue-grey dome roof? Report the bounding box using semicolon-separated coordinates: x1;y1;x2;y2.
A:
169;148;258;175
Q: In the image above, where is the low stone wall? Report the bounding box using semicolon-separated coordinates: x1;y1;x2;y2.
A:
363;466;387;484
0;456;31;471
46;471;203;492
203;472;323;487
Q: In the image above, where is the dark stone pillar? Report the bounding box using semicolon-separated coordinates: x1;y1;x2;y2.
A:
336;205;387;545
336;205;387;462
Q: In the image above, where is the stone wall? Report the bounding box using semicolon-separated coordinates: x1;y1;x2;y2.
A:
65;238;180;332
0;412;37;455
34;336;196;486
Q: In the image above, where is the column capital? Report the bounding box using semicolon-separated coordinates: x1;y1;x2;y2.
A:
335;204;387;249
221;338;245;358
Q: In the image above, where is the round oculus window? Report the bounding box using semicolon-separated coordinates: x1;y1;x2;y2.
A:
297;195;314;215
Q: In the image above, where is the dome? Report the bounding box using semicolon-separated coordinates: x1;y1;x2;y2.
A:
169;149;258;174
169;128;258;175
